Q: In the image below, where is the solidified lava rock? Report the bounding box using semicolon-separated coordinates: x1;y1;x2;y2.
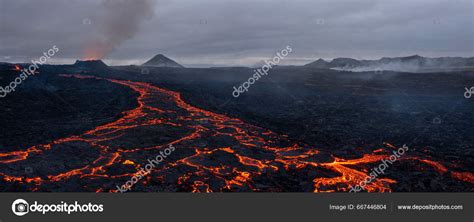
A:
0;70;138;151
0;64;473;192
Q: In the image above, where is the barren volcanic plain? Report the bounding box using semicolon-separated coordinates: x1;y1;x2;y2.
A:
0;62;473;192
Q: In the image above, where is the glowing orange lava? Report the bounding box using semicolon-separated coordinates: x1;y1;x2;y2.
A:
0;74;471;192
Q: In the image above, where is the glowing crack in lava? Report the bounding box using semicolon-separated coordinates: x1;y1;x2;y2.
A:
0;74;472;192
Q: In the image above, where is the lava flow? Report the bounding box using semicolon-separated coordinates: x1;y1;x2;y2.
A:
0;74;472;192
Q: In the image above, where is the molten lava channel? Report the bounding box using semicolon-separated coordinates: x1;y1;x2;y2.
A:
0;74;472;192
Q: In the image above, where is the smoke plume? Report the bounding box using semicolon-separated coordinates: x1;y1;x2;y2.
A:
84;0;155;60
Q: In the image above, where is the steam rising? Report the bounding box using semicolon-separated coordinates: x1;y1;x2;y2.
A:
84;0;155;59
331;63;429;73
330;56;474;73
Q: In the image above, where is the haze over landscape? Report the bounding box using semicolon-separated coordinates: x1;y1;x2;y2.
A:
0;0;473;67
0;0;473;193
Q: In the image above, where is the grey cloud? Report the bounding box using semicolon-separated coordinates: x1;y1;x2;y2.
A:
0;0;472;66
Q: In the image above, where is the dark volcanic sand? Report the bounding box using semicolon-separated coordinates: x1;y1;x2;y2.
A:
0;69;138;151
0;65;473;192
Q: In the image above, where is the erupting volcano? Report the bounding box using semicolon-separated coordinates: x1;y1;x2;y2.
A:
0;73;472;192
73;60;109;71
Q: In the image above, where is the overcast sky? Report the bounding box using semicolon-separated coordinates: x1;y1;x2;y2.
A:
0;0;473;67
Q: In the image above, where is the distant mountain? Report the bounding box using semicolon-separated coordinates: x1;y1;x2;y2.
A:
304;59;330;69
304;55;474;72
142;54;184;68
330;58;362;68
73;60;109;70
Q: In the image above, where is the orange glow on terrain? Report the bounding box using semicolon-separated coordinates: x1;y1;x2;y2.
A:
0;74;471;192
